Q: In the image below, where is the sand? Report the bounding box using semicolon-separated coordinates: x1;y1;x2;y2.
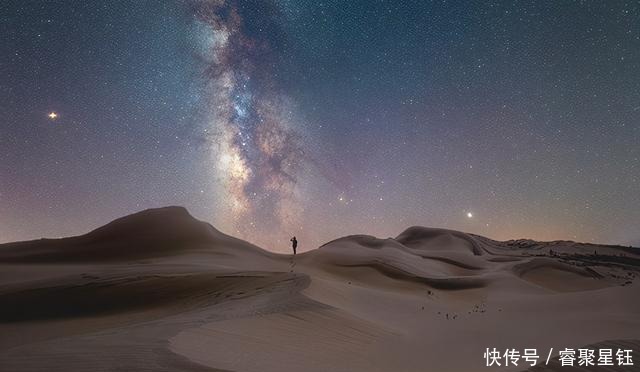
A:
0;207;638;371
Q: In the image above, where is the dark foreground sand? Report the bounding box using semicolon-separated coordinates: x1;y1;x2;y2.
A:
1;207;638;372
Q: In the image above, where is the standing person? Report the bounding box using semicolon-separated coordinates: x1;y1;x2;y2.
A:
290;236;298;255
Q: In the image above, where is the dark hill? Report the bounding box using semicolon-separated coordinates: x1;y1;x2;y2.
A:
0;207;235;263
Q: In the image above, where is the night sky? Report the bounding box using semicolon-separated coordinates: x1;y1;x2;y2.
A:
1;1;639;251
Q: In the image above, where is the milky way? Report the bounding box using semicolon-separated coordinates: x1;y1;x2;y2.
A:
2;1;639;250
194;1;305;249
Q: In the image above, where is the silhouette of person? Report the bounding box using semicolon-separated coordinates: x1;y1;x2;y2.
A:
290;236;298;255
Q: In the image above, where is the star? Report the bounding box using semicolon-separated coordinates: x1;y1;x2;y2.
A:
467;212;473;219
48;112;58;120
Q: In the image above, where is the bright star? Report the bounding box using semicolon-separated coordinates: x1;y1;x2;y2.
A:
467;212;473;218
48;112;58;120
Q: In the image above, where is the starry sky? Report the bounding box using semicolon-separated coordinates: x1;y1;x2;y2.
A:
1;1;639;251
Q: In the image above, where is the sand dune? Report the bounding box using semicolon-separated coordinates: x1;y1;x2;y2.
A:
0;207;638;371
0;207;271;263
396;226;485;255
